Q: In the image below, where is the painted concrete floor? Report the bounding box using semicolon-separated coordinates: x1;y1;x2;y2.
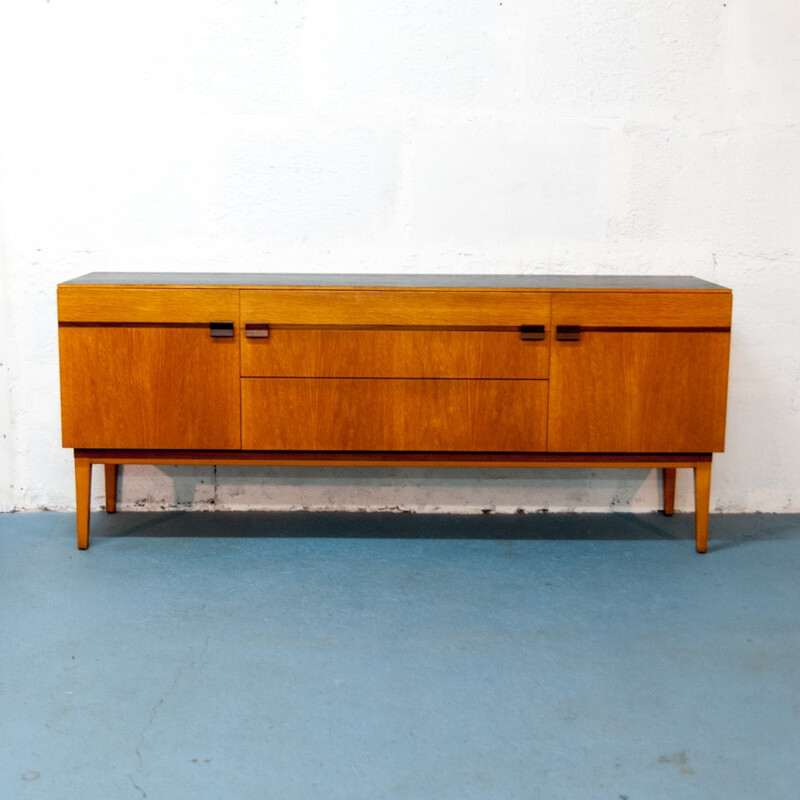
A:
1;511;798;800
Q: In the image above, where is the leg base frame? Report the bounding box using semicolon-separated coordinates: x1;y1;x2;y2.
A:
71;450;714;551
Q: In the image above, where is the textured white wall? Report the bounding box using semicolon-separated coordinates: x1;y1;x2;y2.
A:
1;1;798;514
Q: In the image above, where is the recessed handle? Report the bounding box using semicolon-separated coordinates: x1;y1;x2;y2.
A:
209;322;234;338
555;325;581;341
520;325;545;341
245;323;270;339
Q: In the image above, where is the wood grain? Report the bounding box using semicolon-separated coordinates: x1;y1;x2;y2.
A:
104;464;118;513
551;291;732;328
242;328;549;379
662;467;676;515
59;325;241;449
547;331;730;452
58;286;239;323
242;378;548;452
241;289;551;327
694;460;712;553
75;458;92;550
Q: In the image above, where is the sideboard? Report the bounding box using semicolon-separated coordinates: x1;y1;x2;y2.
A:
57;273;732;551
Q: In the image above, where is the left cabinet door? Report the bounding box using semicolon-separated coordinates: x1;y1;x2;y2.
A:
58;287;241;450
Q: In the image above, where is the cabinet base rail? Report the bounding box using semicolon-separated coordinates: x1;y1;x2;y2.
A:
72;450;713;553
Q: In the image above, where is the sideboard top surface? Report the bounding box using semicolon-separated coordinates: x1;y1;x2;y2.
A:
60;273;730;291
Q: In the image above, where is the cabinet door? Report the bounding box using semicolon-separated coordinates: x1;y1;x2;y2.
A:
59;325;241;449
547;330;730;452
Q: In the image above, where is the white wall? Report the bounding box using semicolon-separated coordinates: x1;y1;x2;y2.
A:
1;0;798;514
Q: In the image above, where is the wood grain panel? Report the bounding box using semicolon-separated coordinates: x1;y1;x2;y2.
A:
551;291;732;328
241;289;551;326
59;326;241;448
547;331;730;452
242;378;548;452
58;286;239;323
242;329;549;379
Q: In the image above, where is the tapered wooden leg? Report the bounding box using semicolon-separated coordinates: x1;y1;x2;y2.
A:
104;464;118;513
693;460;712;554
75;457;92;550
662;468;676;516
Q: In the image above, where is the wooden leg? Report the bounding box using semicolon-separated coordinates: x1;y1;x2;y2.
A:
662;468;676;516
75;457;92;550
104;464;118;513
693;460;712;554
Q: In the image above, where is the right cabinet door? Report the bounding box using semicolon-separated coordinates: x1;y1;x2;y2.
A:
547;291;732;453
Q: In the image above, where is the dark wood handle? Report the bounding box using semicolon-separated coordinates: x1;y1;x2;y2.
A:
555;325;581;341
245;323;270;339
520;325;545;341
209;322;234;338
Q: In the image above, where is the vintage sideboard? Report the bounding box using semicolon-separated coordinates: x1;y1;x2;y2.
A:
57;273;732;551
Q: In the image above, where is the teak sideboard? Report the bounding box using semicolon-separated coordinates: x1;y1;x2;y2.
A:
57;273;732;551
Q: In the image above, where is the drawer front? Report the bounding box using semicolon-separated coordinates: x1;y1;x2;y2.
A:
242;378;548;452
241;289;551;327
551;291;732;328
58;286;240;323
242;329;549;379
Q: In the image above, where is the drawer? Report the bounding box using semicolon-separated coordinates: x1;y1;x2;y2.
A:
241;289;551;327
551;291;732;328
242;378;548;452
57;286;240;324
242;328;549;379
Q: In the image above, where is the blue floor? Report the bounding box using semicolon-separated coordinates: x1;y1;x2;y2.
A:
1;511;799;799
